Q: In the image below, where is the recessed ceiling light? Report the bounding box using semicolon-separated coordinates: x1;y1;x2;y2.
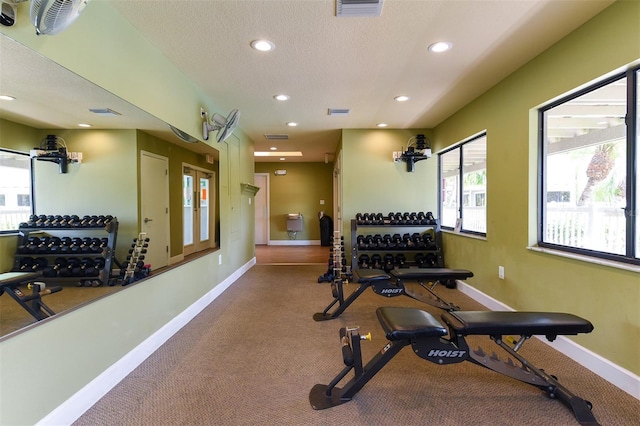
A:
280;157;285;161
428;41;452;53
0;95;16;101
251;39;275;52
78;123;91;128
254;151;303;157
394;96;410;102
270;146;277;150
286;122;298;127
274;94;290;101
377;123;388;127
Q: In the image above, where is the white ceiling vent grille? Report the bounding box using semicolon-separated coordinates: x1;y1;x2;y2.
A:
264;134;289;141
336;0;383;17
89;108;121;116
328;108;350;116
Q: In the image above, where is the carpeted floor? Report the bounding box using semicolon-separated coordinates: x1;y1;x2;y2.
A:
73;264;640;425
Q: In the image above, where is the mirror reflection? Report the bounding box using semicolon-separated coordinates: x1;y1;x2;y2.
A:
0;35;220;338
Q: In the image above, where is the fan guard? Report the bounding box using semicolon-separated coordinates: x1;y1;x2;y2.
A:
30;0;91;36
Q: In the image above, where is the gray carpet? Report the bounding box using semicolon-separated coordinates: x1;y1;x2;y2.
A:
74;265;640;425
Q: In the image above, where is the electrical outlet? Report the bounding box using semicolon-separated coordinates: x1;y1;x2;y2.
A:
218;254;222;265
498;266;505;280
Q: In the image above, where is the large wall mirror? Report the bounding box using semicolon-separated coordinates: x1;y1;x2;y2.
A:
0;35;220;338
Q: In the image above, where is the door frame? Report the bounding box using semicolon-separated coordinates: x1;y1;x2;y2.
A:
183;163;216;255
254;172;270;245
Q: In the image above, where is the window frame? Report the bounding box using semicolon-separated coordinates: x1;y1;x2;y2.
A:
438;131;487;237
537;66;639;265
0;148;35;234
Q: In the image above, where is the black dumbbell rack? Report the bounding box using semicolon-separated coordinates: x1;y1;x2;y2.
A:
11;215;119;287
350;212;444;272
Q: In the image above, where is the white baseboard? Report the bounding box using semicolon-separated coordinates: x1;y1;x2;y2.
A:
37;257;256;426
457;280;640;400
268;240;320;246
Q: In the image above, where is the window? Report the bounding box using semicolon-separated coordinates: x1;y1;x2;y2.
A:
539;66;639;264
0;149;33;232
439;133;487;235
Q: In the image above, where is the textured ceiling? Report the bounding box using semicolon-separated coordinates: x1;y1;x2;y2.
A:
109;0;617;162
1;0;616;162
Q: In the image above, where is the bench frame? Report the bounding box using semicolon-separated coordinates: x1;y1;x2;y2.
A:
313;268;472;321
1;272;61;321
310;307;599;426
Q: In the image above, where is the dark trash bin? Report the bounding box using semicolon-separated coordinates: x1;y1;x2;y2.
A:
319;214;333;246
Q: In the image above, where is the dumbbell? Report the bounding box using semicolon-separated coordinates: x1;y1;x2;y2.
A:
425;211;436;224
392;234;405;249
45;236;62;253
395;253;407;268
414;253;426;267
370;254;382;269
355;213;364;225
357;235;367;250
373;234;385;249
425;253;438;267
358;254;370;269
374;213;384;225
412;233;426;248
383;254;395;272
43;257;68;278
364;235;374;248
66;257;84;277
82;258;99;277
402;233;414;248
424;234;437;249
383;234;394;249
35;236;51;253
19;257;48;271
18;236;38;254
67;215;81;227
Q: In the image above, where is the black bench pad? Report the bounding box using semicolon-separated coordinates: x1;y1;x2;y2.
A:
354;269;391;283
442;311;594;337
390;268;473;281
376;307;448;341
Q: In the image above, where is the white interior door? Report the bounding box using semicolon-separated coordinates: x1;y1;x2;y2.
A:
254;173;268;245
140;151;169;269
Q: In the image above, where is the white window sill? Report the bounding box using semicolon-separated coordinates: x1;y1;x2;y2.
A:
441;229;487;241
527;246;640;273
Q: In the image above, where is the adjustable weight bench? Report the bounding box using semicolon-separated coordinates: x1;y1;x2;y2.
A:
310;307;599;425
313;267;473;321
0;272;62;321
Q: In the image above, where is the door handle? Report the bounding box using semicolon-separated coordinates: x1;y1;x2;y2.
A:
144;217;153;223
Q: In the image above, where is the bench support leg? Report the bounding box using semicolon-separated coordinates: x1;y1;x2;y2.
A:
486;337;600;426
313;280;371;321
310;337;409;409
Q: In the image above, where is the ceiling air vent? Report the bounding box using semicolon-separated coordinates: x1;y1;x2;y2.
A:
336;0;383;17
328;108;350;116
264;134;289;141
89;108;121;116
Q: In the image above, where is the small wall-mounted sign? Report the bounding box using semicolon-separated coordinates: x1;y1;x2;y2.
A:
274;169;287;175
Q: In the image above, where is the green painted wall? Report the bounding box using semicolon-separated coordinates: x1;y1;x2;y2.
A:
431;0;640;373
254;162;334;241
341;129;436;258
